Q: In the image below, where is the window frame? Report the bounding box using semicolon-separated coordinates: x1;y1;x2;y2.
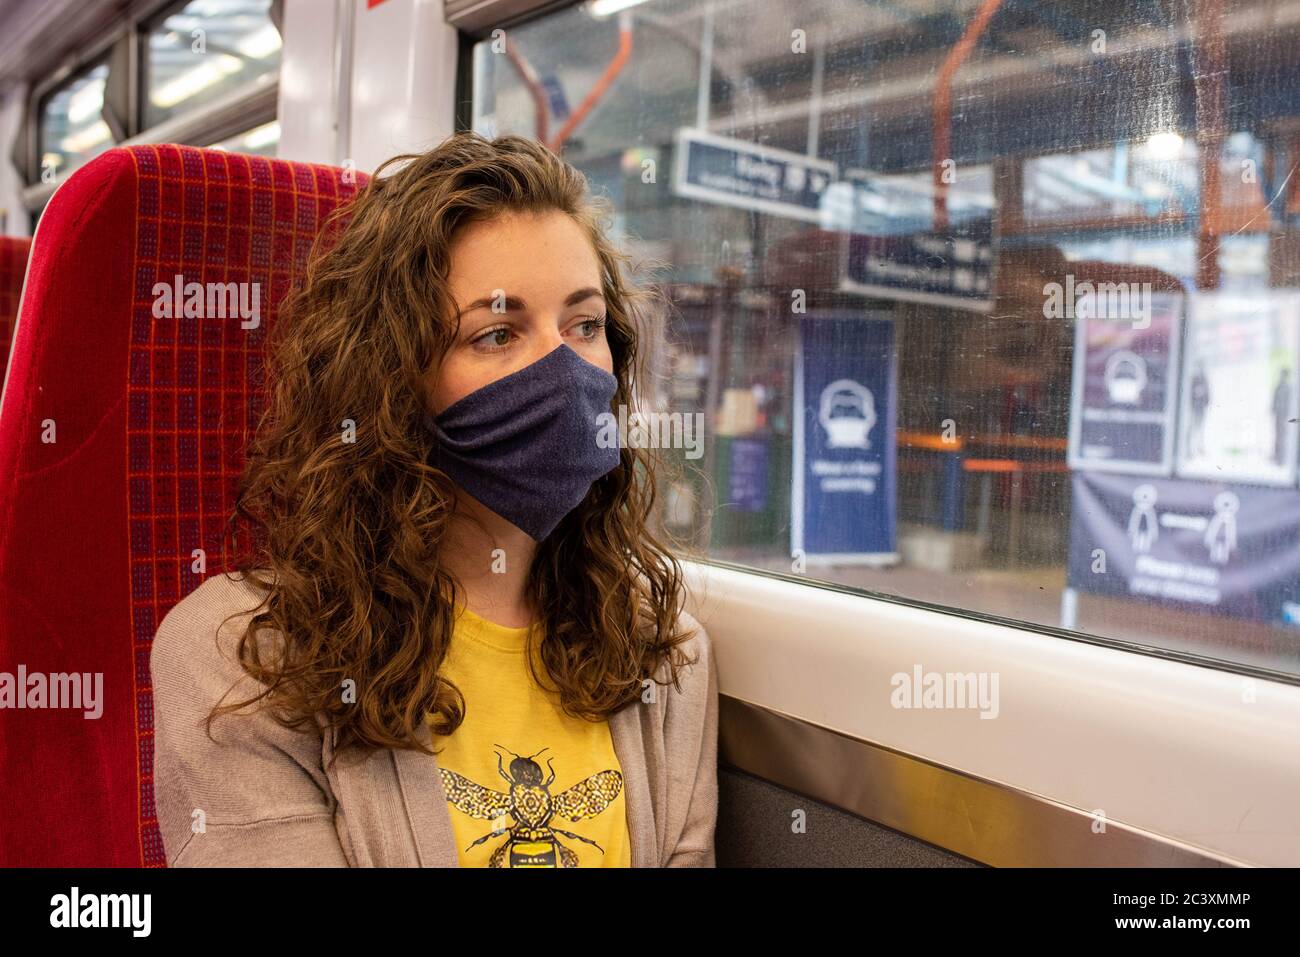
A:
19;0;282;216
28;30;125;189
135;0;282;137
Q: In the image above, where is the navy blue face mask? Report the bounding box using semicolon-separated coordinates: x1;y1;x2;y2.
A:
424;344;621;541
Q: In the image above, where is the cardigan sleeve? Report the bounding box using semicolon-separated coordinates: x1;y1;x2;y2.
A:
150;573;349;867
662;611;720;867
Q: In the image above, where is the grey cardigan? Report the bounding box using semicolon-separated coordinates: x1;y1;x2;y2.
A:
150;572;718;867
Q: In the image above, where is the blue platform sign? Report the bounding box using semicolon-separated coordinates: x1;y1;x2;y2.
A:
729;437;769;512
793;313;898;564
838;168;995;311
674;128;836;223
539;75;571;120
841;217;994;310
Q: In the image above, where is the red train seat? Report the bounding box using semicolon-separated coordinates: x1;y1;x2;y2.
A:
0;235;32;390
0;145;366;866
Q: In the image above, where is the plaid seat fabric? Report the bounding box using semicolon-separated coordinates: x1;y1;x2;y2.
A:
0;146;367;866
0;235;32;386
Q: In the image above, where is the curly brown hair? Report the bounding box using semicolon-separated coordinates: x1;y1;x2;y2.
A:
207;131;696;759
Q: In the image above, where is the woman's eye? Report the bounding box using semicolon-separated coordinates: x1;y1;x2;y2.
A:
472;326;514;350
572;316;607;340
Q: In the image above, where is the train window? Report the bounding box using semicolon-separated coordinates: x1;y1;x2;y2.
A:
207;119;281;156
469;0;1300;678
142;0;282;129
37;61;112;180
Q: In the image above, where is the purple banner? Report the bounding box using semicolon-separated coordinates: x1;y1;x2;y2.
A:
1068;470;1300;625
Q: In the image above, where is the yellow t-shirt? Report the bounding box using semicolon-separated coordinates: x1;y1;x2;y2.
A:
429;606;632;868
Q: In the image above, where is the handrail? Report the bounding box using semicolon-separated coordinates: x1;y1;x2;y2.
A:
932;0;1004;231
546;14;633;152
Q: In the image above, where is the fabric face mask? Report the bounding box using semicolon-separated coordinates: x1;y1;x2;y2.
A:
424;344;621;541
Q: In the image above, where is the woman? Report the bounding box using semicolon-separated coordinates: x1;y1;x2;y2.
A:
150;131;718;868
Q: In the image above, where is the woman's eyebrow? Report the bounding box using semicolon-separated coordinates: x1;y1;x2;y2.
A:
564;286;605;307
455;287;604;318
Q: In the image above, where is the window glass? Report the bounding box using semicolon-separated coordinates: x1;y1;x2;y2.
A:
470;0;1300;677
143;0;281;129
39;62;112;179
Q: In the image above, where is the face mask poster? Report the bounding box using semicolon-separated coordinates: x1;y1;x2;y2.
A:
792;312;898;565
1066;290;1300;628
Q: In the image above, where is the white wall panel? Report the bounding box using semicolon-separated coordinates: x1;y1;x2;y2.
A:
348;0;458;173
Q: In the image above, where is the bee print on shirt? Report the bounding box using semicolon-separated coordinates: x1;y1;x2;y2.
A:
438;745;624;868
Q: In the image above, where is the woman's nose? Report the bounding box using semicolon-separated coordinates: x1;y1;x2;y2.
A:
526;325;566;365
